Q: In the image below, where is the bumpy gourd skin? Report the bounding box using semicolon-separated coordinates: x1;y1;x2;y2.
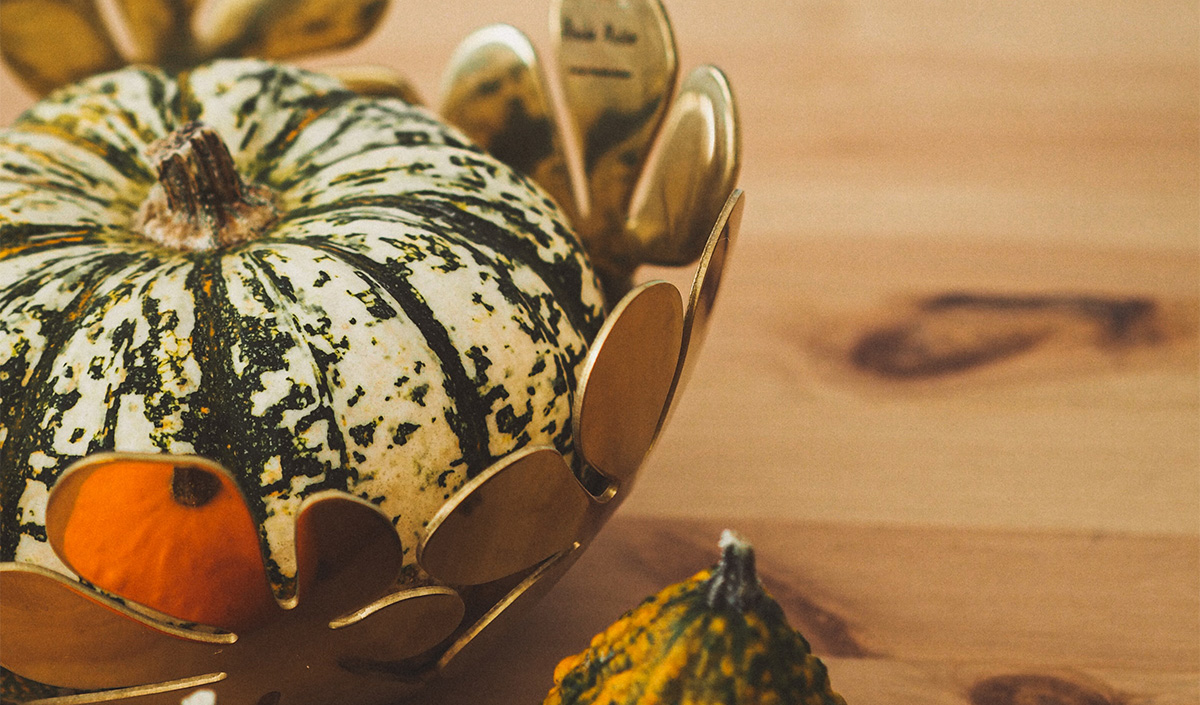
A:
544;538;847;705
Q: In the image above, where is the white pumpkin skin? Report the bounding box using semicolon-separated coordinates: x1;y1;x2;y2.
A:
0;59;605;594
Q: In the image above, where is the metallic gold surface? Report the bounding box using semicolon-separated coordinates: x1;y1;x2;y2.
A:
656;188;745;436
0;0;391;93
0;565;228;690
218;0;390;61
440;25;577;221
573;280;684;487
552;0;677;278
436;544;581;676
114;0;200;64
328;586;464;667
11;474;453;703
0;0;744;699
418;447;591;586
322;64;424;103
0;0;124;95
627;66;740;267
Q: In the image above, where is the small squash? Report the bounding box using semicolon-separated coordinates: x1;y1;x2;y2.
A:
544;531;847;705
0;58;605;629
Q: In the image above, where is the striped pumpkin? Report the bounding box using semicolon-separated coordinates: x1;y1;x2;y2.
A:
0;58;605;616
544;531;847;705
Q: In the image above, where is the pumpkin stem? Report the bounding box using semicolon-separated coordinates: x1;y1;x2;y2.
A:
136;121;277;251
706;530;763;612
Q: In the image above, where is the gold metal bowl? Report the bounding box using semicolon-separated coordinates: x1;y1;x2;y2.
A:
0;1;742;702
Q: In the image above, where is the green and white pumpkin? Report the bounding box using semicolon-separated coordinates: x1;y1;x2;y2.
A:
0;58;605;601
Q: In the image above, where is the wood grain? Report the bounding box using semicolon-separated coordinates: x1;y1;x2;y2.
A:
419;515;1200;704
633;236;1199;535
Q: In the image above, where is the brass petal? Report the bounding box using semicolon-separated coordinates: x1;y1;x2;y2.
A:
323;64;424;104
196;0;389;61
0;564;229;690
552;0;677;273
573;280;684;487
0;0;124;95
114;0;201;64
329;586;464;664
440;25;577;221
627;66;741;267
417;447;590;586
656;188;745;435
435;543;580;676
43;452;282;631
292;491;404;618
25;675;227;705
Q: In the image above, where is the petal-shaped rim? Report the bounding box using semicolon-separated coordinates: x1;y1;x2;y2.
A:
329;586;464;663
0;564;230;691
198;0;391;61
0;0;393;95
44;452;285;631
291;490;405;617
626;66;741;268
655;188;745;438
436;542;580;676
551;0;678;246
417;447;591;586
439;24;577;224
572;280;684;491
24;674;227;705
0;0;124;95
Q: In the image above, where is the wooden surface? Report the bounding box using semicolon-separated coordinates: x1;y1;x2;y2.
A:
2;0;1197;702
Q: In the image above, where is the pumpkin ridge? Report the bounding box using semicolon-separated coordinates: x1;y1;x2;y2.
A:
237;247;357;495
0;134;141;215
14;121;155;187
298;240;496;478
283;193;601;340
0;226;105;253
297;212;567;354
0;148;118;206
244;100;348;184
82;261;196;458
0;250;144;559
416;193;602;339
182;255;293;591
188;61;356;181
242;246;352;476
265;101;455;191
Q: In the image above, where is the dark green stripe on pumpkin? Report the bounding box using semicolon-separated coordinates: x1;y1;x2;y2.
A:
0;250;142;559
265;101;466;192
188;63;358;184
81;259;194;459
184;253;346;595
15;118;156;188
299;241;496;479
0;223;110;249
281;192;602;343
244;247;352;476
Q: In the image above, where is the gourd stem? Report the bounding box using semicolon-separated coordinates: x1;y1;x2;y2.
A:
705;529;763;612
138;121;277;251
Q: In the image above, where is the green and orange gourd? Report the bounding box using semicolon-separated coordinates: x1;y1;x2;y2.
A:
544;531;847;705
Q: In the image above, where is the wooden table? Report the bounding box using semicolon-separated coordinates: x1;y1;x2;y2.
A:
2;0;1196;702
